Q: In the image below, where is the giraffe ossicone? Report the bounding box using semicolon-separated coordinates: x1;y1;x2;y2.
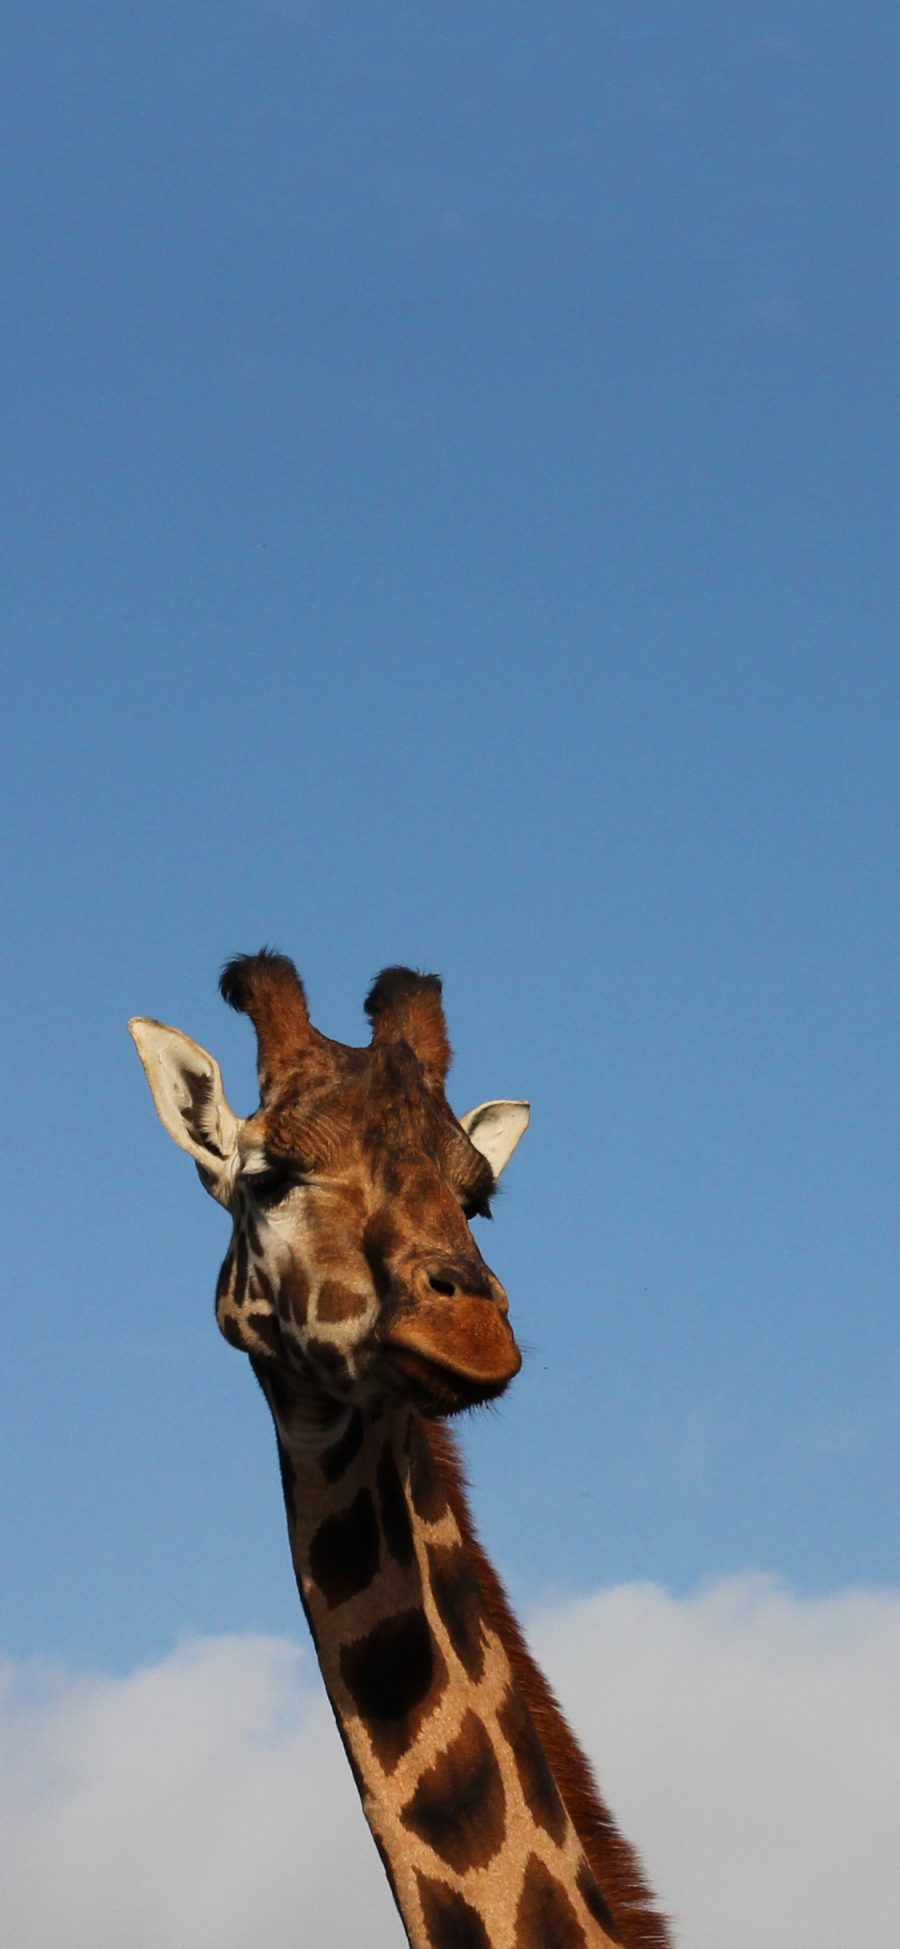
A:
130;950;670;1949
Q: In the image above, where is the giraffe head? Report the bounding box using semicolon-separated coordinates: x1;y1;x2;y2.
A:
130;953;529;1421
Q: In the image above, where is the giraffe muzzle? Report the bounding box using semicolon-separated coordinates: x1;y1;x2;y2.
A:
382;1292;522;1408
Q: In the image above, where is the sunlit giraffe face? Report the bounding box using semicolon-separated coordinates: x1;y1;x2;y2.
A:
131;954;530;1419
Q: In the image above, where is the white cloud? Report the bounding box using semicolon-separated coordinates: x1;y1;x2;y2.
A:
531;1576;900;1949
0;1636;396;1949
1;1579;897;1949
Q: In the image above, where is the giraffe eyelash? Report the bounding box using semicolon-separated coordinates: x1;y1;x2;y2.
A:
462;1187;494;1221
243;1165;308;1207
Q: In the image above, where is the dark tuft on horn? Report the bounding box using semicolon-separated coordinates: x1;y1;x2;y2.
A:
219;949;304;1014
219;949;314;1094
365;967;451;1090
364;966;443;1023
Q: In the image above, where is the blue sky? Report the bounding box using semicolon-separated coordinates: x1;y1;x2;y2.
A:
3;0;898;1761
4;11;900;1942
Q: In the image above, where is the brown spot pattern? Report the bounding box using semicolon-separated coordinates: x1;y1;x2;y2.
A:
427;1542;486;1682
249;1261;277;1308
577;1863;620;1940
407;1417;448;1524
245;1309;282;1357
427;1426;672;1949
232;1231;248;1306
515;1854;588;1949
497;1683;567;1845
308;1489;381;1607
416;1874;491;1949
378;1440;415;1567
281;1262;310;1326
341;1608;446;1773
321;1410;364;1483
401;1709;505;1872
317;1278;368;1322
219;1311;244;1350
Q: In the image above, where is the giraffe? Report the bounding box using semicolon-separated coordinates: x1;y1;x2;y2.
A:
130;951;670;1949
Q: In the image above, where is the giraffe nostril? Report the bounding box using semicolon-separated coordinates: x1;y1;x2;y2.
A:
427;1274;457;1298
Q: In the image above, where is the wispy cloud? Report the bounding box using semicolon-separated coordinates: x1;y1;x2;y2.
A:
2;1579;898;1948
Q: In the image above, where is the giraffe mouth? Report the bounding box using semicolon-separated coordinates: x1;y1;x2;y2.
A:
385;1344;515;1414
382;1298;522;1414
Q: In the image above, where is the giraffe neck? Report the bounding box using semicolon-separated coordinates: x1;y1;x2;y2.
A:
264;1388;667;1949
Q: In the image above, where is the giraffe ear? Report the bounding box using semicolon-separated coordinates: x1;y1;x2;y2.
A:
129;1018;242;1202
459;1101;530;1178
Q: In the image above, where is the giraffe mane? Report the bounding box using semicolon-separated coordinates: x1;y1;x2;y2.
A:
425;1421;672;1949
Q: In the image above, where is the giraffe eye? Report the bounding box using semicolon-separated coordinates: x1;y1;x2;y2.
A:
246;1168;302;1209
